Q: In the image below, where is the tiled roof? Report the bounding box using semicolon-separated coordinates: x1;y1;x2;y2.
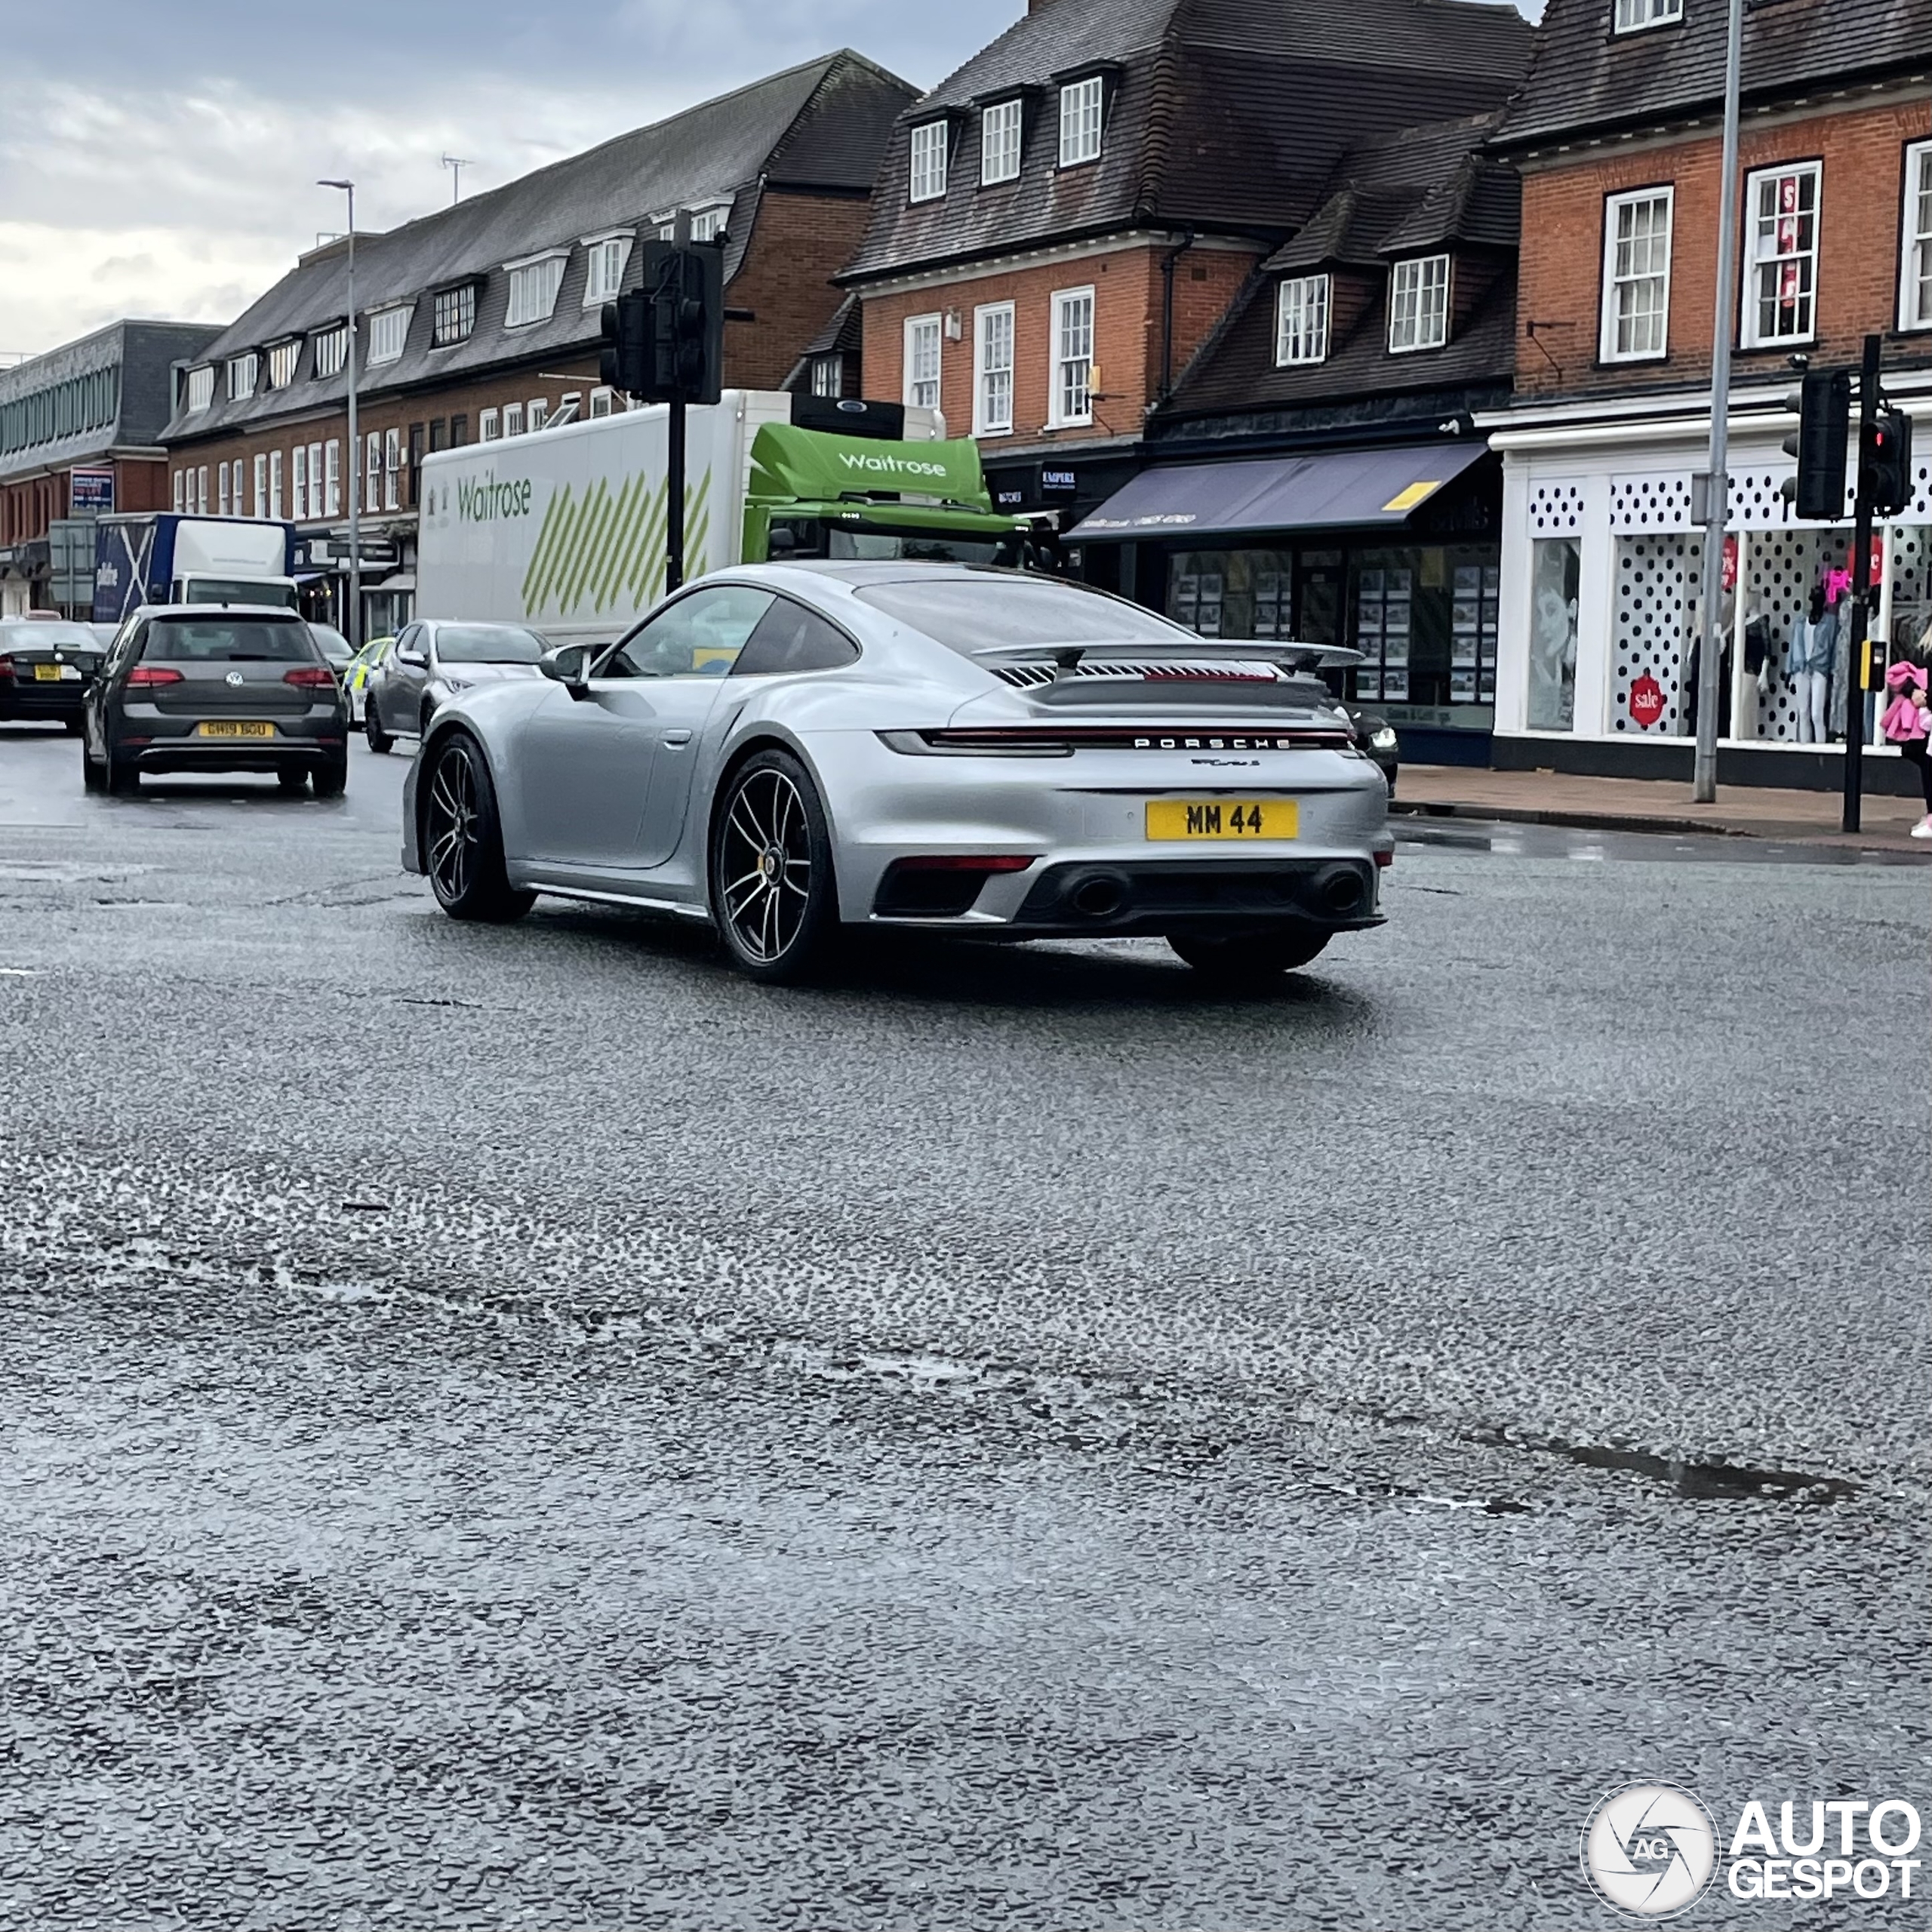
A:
841;0;1535;282
163;52;913;445
1497;0;1932;151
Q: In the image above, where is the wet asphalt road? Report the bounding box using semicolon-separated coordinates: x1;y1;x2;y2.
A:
1;724;1926;1932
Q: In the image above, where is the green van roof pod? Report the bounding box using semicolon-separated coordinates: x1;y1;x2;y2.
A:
748;423;997;515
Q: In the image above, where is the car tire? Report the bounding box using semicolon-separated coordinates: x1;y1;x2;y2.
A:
420;730;534;924
1168;928;1331;979
105;749;140;796
366;703;394;755
82;741;105;792
313;754;347;800
709;748;840;984
277;768;309;794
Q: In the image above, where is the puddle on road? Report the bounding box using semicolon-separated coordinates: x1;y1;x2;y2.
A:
1471;1426;1857;1506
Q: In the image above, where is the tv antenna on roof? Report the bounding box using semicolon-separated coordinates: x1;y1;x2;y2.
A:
441;154;472;205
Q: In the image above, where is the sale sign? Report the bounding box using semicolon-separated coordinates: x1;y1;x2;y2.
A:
1629;673;1666;729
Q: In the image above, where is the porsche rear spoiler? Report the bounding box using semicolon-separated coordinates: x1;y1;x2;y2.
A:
971;639;1363;679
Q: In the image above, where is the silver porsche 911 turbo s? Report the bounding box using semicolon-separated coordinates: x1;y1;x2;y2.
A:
401;563;1392;983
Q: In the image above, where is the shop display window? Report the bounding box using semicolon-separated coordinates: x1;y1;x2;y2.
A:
1528;539;1580;730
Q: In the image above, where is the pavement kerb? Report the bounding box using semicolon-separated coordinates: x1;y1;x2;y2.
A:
1389;796;1929;854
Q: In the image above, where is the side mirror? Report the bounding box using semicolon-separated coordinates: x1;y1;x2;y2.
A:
396;646;426;669
540;643;595;698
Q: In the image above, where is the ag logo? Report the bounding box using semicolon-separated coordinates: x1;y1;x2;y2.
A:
1581;1782;1719;1918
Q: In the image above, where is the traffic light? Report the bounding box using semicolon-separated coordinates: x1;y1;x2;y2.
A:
637;240;725;405
1780;370;1850;520
1864;407;1915;519
598;291;651;398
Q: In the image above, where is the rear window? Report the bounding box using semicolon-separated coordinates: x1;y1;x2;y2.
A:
852;574;1192;654
435;625;545;665
2;622;97;651
140;617;318;663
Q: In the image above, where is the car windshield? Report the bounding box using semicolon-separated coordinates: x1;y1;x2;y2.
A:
186;580;298;609
2;622;97;651
435;625;546;665
827;528;1011;567
309;626;352;665
853;574;1195;654
140;617;317;663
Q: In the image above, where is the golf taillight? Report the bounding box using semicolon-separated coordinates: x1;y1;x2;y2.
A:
284;666;337;689
0;657;13;680
125;665;184;688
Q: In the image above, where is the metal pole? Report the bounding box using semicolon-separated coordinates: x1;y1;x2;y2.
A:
1693;0;1744;804
1844;333;1880;834
345;190;361;651
663;210;691;595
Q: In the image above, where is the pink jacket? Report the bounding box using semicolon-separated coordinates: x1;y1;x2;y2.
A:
1881;660;1930;743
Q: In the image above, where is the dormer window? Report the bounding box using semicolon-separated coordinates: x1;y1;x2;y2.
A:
1389;254;1451;353
1275;275;1330;365
226;353;257;401
184;366;214;414
505;252;566;328
910;121;949;203
265;340;300;389
981;98;1023;186
368;304;412;365
1059;76;1104;168
584;234;632;306
432;284;476;347
312;325;348;378
1614;0;1682;30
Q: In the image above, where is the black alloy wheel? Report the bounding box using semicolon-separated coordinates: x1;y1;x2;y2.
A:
1168;928;1331;979
709;749;838;983
421;731;534;924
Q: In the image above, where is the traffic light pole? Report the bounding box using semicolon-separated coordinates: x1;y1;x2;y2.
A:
1843;332;1881;835
666;378;687;595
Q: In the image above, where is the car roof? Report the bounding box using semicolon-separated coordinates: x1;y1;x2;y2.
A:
136;603;307;619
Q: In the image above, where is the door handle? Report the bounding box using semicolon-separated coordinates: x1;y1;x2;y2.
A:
662;730;693;747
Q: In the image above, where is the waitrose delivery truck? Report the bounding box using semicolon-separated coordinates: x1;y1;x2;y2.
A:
414;392;1029;646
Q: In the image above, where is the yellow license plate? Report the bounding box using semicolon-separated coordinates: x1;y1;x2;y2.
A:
1146;798;1299;841
196;721;276;740
32;663;62;681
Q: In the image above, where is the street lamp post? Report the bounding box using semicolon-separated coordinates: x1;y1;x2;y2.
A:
319;179;361;648
1693;0;1744;804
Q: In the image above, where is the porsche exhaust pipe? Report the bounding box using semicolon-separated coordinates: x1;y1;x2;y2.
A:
1068;872;1129;920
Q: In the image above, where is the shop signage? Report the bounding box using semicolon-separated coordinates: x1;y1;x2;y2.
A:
1629;673;1666;729
69;468;114;514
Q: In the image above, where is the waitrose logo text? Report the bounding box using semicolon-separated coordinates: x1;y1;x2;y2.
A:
836;451;949;480
457;475;534;521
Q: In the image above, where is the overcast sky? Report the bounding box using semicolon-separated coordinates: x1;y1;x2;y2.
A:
0;0;1541;360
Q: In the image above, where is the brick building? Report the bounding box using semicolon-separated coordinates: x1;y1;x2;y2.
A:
0;320;218;617
1481;0;1932;789
836;0;1531;532
1070;110;1527;762
161;51;914;640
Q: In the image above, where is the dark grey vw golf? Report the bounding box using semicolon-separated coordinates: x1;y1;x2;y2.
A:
80;607;349;796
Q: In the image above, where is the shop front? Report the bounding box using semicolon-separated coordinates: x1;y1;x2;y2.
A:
1488;398;1932;792
1069;440;1503;764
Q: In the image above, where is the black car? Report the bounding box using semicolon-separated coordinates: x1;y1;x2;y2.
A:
0;617;103;732
80;605;349;796
1344;702;1400;795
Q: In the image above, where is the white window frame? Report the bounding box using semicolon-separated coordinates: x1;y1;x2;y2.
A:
479;408;501;441
503;401;525;438
368;305;411;365
252;453;266;518
267;451;283;521
909;121;949;203
582;234;632;307
903;314;943;412
365;432;380;513
590;387;615;418
1741;161;1822;349
688;207;727;243
432;285;476;347
185;366;214;414
197;467;208;515
172;469;184;512
226;354;257;401
1389;254;1451;353
1900;138;1932;332
383;428;400;511
1614;0;1682;29
505;251;567;329
1048;286;1095;427
528;397;549;435
981;99;1023;186
292;444;308;520
1600;186;1675;362
265;340;300;389
1275;275;1331;365
324;440;340;516
217;465;230;515
313;325;348;379
973;302;1015;435
1059;77;1104;169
